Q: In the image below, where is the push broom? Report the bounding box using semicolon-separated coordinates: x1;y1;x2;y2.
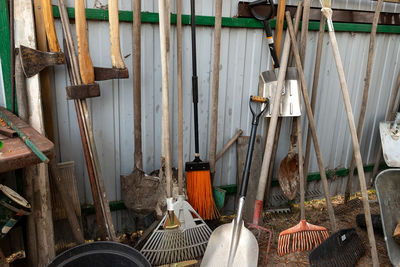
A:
185;0;219;221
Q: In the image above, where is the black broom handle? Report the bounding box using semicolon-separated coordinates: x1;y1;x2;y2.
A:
191;0;200;156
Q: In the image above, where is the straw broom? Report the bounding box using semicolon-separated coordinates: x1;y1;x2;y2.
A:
185;0;219;221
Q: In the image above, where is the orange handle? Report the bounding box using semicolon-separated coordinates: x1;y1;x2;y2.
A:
40;0;61;52
251;95;268;103
75;0;95;84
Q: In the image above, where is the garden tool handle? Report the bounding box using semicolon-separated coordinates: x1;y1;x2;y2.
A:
249;0;280;68
109;0;126;69
41;0;61;52
190;0;200;156
239;96;269;197
75;0;95;84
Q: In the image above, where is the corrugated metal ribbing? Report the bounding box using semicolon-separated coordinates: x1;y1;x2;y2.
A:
49;1;400;210
51;19;400;205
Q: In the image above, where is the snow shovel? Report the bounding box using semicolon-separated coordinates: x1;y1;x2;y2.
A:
201;96;269;267
379;105;400;167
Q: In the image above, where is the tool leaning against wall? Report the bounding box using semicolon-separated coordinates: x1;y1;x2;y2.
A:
57;0;116;241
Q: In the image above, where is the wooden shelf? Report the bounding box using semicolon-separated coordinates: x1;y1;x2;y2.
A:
0;107;54;173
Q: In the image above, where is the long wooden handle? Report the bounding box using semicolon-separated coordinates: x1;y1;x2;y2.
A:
159;0;172;198
303;15;326;181
209;0;223;182
253;23;292;225
285;11;337;231
40;0;61;52
177;0;184;195
109;0;126;69
274;0;286;61
75;0;95;85
345;0;383;202
133;0;142;170
321;8;379;266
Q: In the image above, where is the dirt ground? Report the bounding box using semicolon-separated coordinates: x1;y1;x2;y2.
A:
250;191;391;266
121;191;391;266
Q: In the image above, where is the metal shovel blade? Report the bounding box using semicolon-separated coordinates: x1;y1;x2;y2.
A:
200;221;258;267
277;154;299;200
379;121;400;167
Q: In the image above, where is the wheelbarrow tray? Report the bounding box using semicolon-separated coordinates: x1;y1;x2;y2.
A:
375;168;400;266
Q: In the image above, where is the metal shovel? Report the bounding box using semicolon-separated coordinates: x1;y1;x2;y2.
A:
201;96;268;267
380;107;400;167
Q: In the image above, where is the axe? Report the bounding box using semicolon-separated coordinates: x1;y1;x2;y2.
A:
19;0;64;78
20;1;128;81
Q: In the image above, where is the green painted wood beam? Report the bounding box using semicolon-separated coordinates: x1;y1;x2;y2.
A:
0;0;11;110
51;6;400;34
81;162;388;214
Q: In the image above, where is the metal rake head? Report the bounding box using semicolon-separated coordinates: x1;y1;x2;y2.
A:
277;220;329;256
141;215;195;265
247;223;272;266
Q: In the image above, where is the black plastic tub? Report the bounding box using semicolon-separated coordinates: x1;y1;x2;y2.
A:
47;241;151;267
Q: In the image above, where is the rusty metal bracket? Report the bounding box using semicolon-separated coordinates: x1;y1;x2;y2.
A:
66;83;100;99
94;67;129;81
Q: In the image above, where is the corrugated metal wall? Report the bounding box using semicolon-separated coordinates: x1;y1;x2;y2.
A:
49;0;400;215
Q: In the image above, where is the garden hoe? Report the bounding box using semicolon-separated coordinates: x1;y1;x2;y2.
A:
201;96;269;267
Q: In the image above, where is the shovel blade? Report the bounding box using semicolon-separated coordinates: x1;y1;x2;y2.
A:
380;122;400;167
200;222;258;267
278;155;300;200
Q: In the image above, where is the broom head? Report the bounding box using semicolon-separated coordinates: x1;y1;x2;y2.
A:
277;220;329;256
309;228;365;267
186;159;220;220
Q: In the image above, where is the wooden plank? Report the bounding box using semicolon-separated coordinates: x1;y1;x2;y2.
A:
236;135;263;222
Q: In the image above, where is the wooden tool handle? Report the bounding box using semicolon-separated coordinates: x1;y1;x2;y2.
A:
250;95;268;103
75;0;95;85
274;0;286;60
285;11;337;231
159;0;173;198
40;0;61;52
109;0;126;69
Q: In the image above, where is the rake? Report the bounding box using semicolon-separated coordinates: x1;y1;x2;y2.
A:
140;1;189;265
277;56;328;255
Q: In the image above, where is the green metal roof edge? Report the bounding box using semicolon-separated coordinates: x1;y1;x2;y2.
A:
81;162;388;215
52;6;400;34
0;0;11;110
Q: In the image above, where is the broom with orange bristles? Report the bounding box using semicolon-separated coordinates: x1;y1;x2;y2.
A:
185;0;219;221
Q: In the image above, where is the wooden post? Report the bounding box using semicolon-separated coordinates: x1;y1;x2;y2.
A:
209;0;223;183
345;0;383;202
15;0;55;265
